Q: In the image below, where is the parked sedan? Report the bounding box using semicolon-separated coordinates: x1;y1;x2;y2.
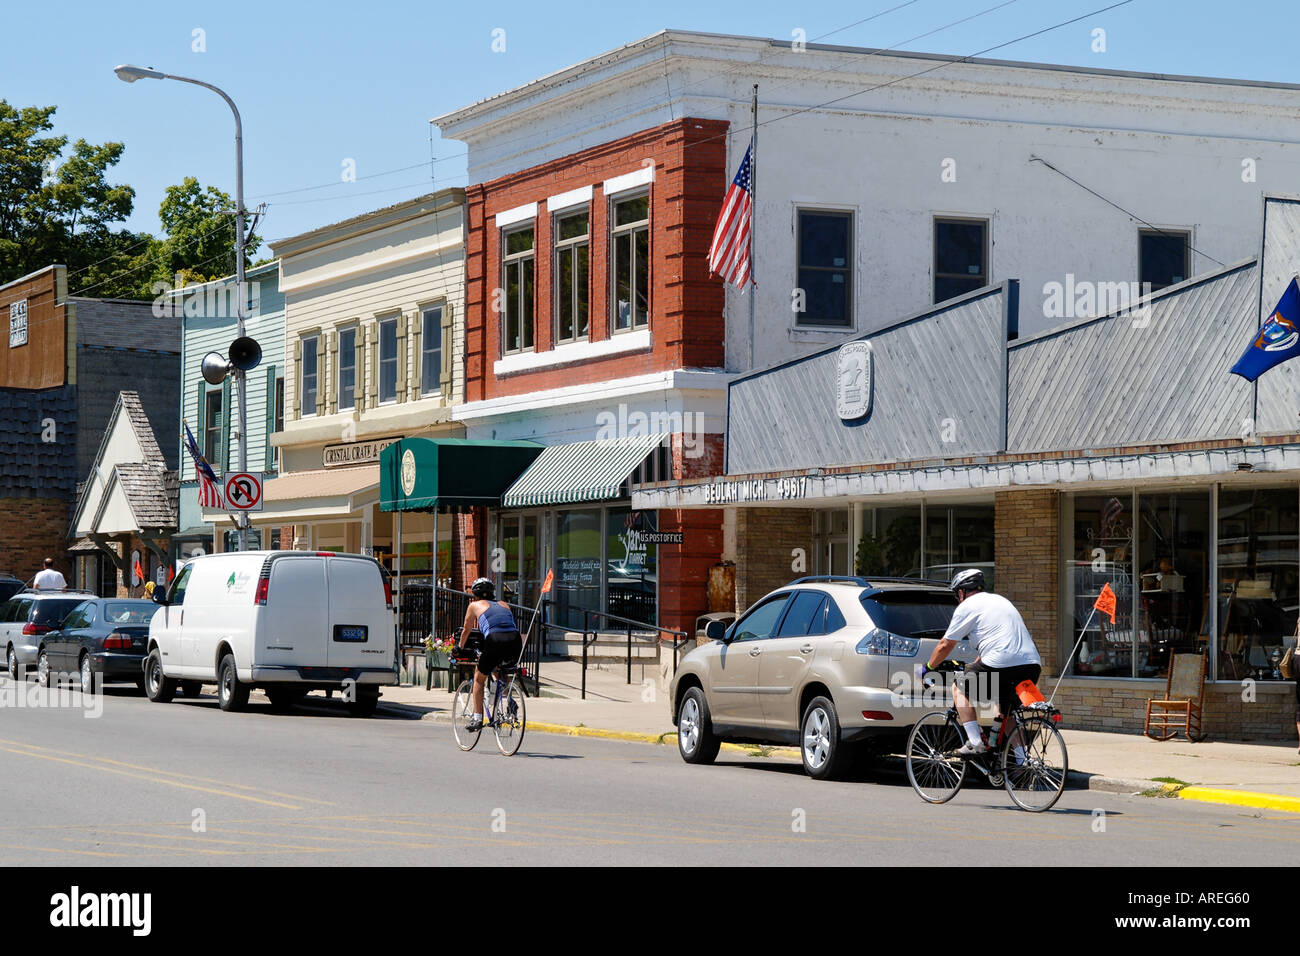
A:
2;591;96;681
39;599;154;691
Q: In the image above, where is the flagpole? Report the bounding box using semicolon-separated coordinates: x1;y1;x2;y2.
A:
747;84;757;371
1049;605;1099;707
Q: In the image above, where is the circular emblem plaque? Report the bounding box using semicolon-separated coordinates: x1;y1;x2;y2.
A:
401;448;417;496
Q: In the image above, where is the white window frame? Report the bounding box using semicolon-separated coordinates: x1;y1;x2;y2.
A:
420;303;444;397
300;333;319;418
337;324;358;411
502;224;536;355
554;207;590;345
610;190;650;335
377;314;399;405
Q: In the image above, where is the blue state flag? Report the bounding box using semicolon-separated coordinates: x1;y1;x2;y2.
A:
1231;277;1300;381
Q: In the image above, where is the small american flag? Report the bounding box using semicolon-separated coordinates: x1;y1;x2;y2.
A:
707;144;754;290
184;422;224;510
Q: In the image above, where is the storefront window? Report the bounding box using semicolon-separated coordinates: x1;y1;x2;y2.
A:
815;509;851;576
1135;491;1211;678
1067;494;1135;677
857;507;921;578
1217;488;1299;681
555;509;601;629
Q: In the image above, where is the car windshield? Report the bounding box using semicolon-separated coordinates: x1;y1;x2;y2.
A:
103;602;153;625
860;590;958;637
32;599;87;625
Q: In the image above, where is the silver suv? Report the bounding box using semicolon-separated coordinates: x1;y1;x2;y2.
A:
2;590;96;681
670;576;976;780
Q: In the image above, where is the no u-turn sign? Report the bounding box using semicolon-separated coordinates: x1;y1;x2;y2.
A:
224;472;264;511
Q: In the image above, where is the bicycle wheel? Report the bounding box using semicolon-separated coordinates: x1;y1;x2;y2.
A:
1001;715;1068;812
905;711;968;804
492;676;527;756
451;679;482;752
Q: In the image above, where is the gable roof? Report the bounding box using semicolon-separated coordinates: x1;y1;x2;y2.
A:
71;391;176;536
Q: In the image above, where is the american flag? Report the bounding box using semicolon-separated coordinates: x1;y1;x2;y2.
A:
183;422;224;509
707;144;754;289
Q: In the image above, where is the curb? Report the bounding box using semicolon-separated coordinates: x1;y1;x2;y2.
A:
1176;786;1300;814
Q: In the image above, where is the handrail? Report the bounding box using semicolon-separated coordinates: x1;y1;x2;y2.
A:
572;605;689;701
431;586;561;698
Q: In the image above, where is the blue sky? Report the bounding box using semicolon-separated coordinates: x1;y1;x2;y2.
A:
3;0;1297;251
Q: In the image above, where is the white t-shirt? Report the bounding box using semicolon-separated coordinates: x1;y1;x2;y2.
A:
33;568;66;590
941;591;1041;668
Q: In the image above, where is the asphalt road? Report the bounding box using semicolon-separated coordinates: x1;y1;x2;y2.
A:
0;676;1296;866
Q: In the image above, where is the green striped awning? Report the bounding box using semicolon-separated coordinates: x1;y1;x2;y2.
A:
501;434;666;508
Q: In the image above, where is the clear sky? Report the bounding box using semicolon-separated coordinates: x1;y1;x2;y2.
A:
4;0;1297;251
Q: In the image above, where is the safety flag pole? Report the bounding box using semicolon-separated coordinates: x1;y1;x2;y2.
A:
515;568;554;667
1048;581;1116;706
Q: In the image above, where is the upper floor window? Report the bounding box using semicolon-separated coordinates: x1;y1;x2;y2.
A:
611;193;649;332
421;304;443;396
1139;228;1190;292
274;375;284;471
934;217;988;303
338;326;357;411
300;334;319;417
378;315;399;404
555;210;590;343
796;209;853;328
204;390;223;466
502;226;535;354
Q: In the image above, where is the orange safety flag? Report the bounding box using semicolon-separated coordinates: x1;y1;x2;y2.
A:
133;558;145;584
541;568;554;595
1093;582;1117;623
167;564;176;583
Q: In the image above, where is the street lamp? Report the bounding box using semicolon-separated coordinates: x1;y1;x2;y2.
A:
115;64;254;552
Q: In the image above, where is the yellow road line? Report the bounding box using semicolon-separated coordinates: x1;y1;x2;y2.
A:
0;743;302;810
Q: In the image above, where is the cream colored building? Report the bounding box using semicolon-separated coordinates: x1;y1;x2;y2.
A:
263;189;466;579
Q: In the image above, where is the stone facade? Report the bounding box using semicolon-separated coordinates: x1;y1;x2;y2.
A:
1052;676;1295;739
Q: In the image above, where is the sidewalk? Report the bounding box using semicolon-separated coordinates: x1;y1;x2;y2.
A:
379;659;1300;813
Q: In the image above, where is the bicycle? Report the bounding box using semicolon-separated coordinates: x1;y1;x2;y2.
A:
904;661;1068;812
450;648;527;756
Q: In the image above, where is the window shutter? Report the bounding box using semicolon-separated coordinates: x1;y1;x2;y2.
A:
396;313;408;403
290;338;301;418
367;324;379;409
409;313;423;401
193;381;206;481
327;331;338;415
264;364;276;473
441;303;454;400
220;378;232;473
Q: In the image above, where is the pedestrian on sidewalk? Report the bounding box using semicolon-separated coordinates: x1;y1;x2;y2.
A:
32;558;66;591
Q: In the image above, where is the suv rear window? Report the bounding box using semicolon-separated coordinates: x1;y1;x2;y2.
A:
31;599;86;626
860;590;957;637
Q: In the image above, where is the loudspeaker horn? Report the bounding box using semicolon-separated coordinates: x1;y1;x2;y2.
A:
228;336;262;372
200;351;232;386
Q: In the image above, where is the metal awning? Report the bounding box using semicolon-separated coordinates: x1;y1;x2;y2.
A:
501;434;666;509
379;437;543;512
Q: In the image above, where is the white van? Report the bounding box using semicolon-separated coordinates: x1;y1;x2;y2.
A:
144;551;397;716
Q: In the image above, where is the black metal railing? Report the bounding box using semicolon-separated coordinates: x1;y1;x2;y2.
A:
575;606;689;701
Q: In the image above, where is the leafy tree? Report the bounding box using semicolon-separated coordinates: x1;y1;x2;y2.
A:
153;176;260;287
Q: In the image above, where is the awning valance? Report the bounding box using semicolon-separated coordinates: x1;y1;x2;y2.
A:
379;437;543;512
501;434;666;509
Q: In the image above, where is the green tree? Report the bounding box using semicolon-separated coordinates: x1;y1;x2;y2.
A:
153;176;260;286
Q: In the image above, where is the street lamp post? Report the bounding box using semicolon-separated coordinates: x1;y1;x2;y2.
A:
115;64;251;551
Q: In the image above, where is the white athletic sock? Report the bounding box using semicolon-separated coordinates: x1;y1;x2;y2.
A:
963;721;983;746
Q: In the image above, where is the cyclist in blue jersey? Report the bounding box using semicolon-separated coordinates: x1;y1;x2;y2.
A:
458;577;522;732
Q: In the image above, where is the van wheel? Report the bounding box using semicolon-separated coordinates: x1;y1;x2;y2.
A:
217;654;249;712
347;687;380;717
144;649;175;703
37;649;51;688
179;680;204;698
7;645;22;682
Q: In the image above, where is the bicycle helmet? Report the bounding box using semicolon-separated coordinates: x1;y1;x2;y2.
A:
948;568;985;594
470;577;495;600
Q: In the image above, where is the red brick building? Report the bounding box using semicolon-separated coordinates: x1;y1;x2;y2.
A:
436;101;733;640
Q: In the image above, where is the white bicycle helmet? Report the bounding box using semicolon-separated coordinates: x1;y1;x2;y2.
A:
470;577;495;600
948;568;985;593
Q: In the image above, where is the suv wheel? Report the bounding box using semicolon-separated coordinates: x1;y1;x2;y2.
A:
677;687;721;765
801;695;846;780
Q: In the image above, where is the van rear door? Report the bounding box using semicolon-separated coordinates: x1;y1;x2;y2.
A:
324;557;391;671
264;556;329;669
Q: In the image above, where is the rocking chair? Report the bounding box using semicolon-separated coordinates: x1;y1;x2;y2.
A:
1144;651;1207;742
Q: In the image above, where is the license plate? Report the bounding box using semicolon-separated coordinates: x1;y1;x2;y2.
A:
334;625;368;643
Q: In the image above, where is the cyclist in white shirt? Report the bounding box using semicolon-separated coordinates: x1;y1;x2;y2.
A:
33;558;67;591
923;568;1041;755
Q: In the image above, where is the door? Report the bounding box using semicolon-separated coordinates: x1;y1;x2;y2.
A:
159;565;191;675
265;557;329;669
709;593;792;727
324;557;389;670
58;602;95;673
760;591;831;731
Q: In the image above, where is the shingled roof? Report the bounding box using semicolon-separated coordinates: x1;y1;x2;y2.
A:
71;391;177;536
111;462;176;529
